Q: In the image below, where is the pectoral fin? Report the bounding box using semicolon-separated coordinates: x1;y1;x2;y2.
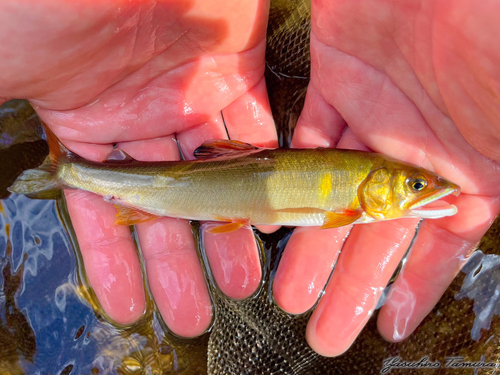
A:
114;205;158;225
207;218;250;234
321;210;361;229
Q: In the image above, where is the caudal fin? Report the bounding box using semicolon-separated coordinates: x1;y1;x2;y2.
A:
8;156;61;198
8;124;71;198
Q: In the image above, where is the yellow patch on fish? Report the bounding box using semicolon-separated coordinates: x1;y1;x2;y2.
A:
319;173;332;203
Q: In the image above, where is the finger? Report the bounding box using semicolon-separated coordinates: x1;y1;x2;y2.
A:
219;78;280;278
49;124;113;161
254;224;281;234
202;223;261;300
222;76;278;147
292;83;346;148
377;194;500;342
273;91;349;314
57;131;146;326
136;218;213;337
65;189;146;325
302;127;417;356
306;219;419;357
273;226;349;314
336;127;371;151
115;136;179;161
176;114;228;160
117;136;213;337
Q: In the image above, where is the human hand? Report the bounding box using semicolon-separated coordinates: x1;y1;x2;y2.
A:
0;0;275;336
272;0;500;356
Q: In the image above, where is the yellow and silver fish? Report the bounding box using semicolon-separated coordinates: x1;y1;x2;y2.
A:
9;128;460;233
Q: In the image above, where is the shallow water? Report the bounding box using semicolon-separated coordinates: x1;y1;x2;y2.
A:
1;196;97;374
1;194;209;374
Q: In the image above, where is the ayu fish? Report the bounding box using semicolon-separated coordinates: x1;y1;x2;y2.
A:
9;128;460;233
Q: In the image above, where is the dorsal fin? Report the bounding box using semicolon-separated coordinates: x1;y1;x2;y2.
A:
42;122;73;164
104;149;135;163
193;140;259;159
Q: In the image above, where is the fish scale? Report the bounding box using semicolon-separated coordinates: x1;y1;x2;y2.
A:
11;140;459;230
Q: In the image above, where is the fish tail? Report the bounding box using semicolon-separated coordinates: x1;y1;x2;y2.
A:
8;124;71;198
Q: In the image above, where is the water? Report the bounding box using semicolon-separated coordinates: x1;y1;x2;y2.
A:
0;194;207;374
1;196;100;374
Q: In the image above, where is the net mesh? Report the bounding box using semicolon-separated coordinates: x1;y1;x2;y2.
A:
206;0;500;373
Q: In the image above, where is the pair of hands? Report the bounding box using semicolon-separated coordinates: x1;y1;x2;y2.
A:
1;0;500;357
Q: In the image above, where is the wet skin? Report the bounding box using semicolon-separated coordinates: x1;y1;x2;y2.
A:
1;0;500;357
273;0;500;356
0;0;275;337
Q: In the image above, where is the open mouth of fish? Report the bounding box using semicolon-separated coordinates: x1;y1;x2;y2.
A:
409;186;461;219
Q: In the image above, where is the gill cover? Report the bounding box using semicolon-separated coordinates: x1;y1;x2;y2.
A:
358;167;393;220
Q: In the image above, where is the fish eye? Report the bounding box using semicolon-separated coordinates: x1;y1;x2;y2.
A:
409;176;427;191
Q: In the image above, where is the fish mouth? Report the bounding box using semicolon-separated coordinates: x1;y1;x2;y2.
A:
408;185;460;219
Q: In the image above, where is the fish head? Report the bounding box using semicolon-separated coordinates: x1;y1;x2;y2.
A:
358;165;460;221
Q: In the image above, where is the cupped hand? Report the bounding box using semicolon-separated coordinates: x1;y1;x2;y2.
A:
0;0;276;336
272;0;500;356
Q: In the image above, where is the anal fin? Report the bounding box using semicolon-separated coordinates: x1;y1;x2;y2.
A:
114;205;158;225
321;210;361;229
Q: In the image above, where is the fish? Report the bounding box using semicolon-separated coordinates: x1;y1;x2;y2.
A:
8;127;460;233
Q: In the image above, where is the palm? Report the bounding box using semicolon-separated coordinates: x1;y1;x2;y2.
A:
12;3;271;141
1;0;275;337
273;0;500;356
